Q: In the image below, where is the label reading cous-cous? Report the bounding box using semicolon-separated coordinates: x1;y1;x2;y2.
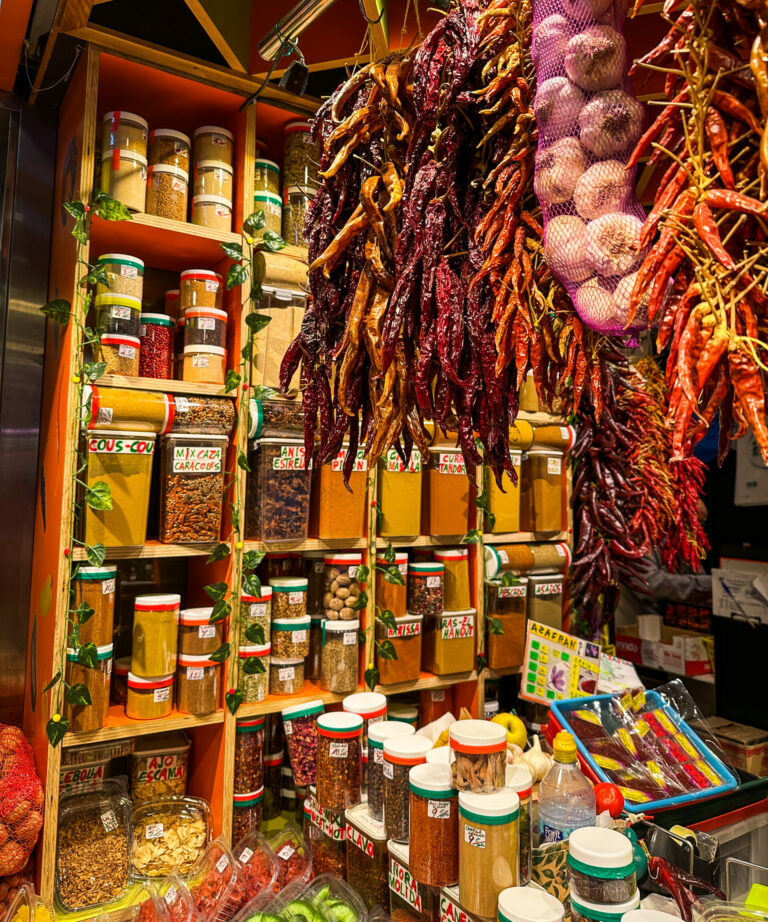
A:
88;437;155;455
172;446;223;473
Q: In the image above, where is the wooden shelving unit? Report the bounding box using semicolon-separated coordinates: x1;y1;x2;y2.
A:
70;541;218;561
60;708;225;747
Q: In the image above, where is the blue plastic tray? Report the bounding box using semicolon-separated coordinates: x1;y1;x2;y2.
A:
550;690;739;813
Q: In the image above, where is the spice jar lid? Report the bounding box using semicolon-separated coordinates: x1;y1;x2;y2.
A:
265;750;284;766
114;656;131;677
383;735;432;764
284;119;312;134
193;194;233;208
98;253;145;270
135;593;182;611
567;827;634;874
497;887;565;922
148;163;189;179
239;643;271;657
485;546;504;579
270;577;308;591
409;562;444;574
368;720;415;748
272;615;311;630
343;692;386;719
242;586;273;602
450;719;506;753
434;548;469;561
254;190;282;205
623;912;680;922
505;763;533;797
317;712;363;737
66;643;113;661
234;787;265;807
282;699;325;720
569;892;640;921
388;703;419;722
101;149;148;166
183;344;226;356
196;159;234;174
181;268;221;282
375;552;408;566
255;158;280;173
526;448;564;456
101;333;140;346
150;128;191;144
269;655;304;665
166;289;180;299
178;653;218;667
141;313;174;327
409;762;455;797
345;802;387;840
425;746;450;764
104;110;149;130
72;565;118;579
322;619;360;633
128;672;174;689
179;607;216;625
324;553;363;565
194;125;234;140
236;716;266;732
184;306;228;321
458;789;519;821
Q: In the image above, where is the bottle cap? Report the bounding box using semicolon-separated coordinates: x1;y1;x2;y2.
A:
553;730;577;763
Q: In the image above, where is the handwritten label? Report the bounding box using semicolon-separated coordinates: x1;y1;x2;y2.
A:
547;457;562;475
343;631;357;645
464;824;485;848
428;800;451;819
534;582;562;597
249;603;267;618
346;823;374;857
172;445;223;473
271;445;306;471
120;264;138;278
387;621;422;638
88;436;155;455
277;844;295;860
145;823;165;840
199;625;216;639
384;448;422;473
118;343;136;358
205;279;220;292
442;615;474;640
165;887;178;906
331;449;367;473
383;761;394;780
239;847;254;864
373;747;384;764
389;858;422;911
103;578;116;594
288;591;304;604
154;686;170;703
290;630;307;642
191;354;210;368
198;317;216;331
278;667;295;681
426;576;441;588
186;667;204;681
135;752;186;787
112;306;132;320
498;584;526;598
330;742;349;758
216;854;229;874
437;453;466;475
101;810;117;832
60;763;106;791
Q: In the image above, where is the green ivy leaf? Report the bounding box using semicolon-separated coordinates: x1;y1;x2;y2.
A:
206;542;231;564
352;590;368;611
85;480;113;511
474;490;489;512
46;716;70;747
209;599;231;623
41;299;71;325
250;385;279;401
226;262;250;290
84;264;110;288
500;572;521;586
224;369;241;393
42;671;62;693
237;450;251;473
486;511;496;532
243;211;266;235
209;642;231;663
86;544;107;567
77;642;98;668
461;529;483;544
244;623;265;645
220;241;244;260
241;340;253;363
65;683;92;707
364;665;380;692
487;616;505;636
377;608;397;632
245;312;272;334
383;542;396;565
73;601;95;625
64;201;86;220
242;550;265;571
242;572;262;598
356;563;369;583
204;581;229;602
358;630;367;645
83;361;107;382
242;656;266;675
375;639;398;661
91;191;133;222
377;564;404;586
225;688;244;715
260;229;287;253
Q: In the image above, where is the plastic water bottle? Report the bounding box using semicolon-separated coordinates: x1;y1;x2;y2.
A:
537;731;596;844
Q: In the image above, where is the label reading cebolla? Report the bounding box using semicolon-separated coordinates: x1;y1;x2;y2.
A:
172;445;223;473
437;453;466;475
389;858;422;911
331;449;367;473
89;436;155;455
272;444;306;471
441;615;474;640
384;448;422;473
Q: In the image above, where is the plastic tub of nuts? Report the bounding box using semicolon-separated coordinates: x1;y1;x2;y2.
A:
271;615;311;658
149;128;191;172
282;699;324;786
96;253;144;299
269;655;305;695
130;731;191;804
146;164;189;222
180;269;223;310
130;795;211;878
192;195;232;233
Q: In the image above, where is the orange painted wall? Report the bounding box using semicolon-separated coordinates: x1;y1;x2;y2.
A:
0;0;33;93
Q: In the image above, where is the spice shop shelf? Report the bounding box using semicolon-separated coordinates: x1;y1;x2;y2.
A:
485;666;524;679
374;670;478;696
95;375;235;397
373;532;568;548
484;531;569;544
71;541;218;560
61;705;224;746
243;537;368;553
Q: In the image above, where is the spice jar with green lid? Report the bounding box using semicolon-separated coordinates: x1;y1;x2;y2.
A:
255;158;280;196
96;253;144;299
497;887;564;922
459;790;520;918
72;565;117;646
316;711;363;812
253;190;282;235
567;827;637;905
238;643;270;703
64;644;113;732
131;593;180;677
270;577;308;619
569;891;640;922
139;313;174;379
272;615;311;658
240;587;271;647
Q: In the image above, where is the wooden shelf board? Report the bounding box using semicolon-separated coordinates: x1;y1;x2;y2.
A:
375;531;569;548
243;537;368;553
485;666;523;679
71;540;216;560
62;706;224;746
94;375;234;397
484;531;569;544
374;670;478;696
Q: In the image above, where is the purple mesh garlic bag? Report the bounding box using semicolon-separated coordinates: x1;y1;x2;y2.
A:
532;0;648;333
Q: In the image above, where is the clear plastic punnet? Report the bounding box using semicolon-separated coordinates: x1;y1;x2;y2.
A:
185;837;238;922
532;0;647;334
228;831;278;913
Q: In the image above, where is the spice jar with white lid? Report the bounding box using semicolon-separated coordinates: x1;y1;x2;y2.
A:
193;125;234;165
98;333;140;376
126;672;174;719
102;111;149;156
567;827;637;905
569;890;640;922
269;655;305;695
409;762;459;886
497;886;564;922
96;253;144;299
505;764;533;884
148;128;190;171
176;653;219;715
319;619;360;694
192;195;232;232
238;643;270;703
178;607;223;656
180;269;223;309
183;307;228;350
101;150;147;212
146;164;189;222
383;734;432;842
182;344;226;385
194;160;234;200
450;719;506;792
367;720;415;823
316;711;363;812
459;790;520;918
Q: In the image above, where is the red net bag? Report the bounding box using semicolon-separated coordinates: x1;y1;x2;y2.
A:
532;0;648;333
0;726;44;875
0;857;35;917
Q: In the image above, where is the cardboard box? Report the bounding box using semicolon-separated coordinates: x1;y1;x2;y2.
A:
614;624;712;676
710;718;768;776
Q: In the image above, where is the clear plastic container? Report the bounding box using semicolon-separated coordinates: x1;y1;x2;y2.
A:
569;892;640;922
182;344;226;385
377;448;423;537
165;289;180;318
270;655;305;695
345;803;388;911
180;269;222;310
5;883;53;922
176;653;219;715
169;395;235;435
159;433;228;543
486;453;522;533
132;593;181;677
98;333;140;375
307;614;323;681
527;575;564;631
323;553;363;621
407;562;444;619
283;120;319;189
282;699;324;785
146;164;189;222
567;827;636;904
302;874;367;922
130;796;211;878
55;788;132;910
530;542;571;573
304;791;347;878
486;579;527;670
193;126;234;166
71;564;117;646
235;717;265;795
248;398;305;439
316;712;363;812
83;385;173;433
103;111;148;156
520;450;564;534
112;656;130;705
192;195;232;232
233;789;264;842
383;735;432;841
312;451;368;539
101;150;147;212
270;577;308;619
271;615;311;658
59;757;111;796
263;751;283;821
139;314;174;379
449;720;506;793
96;253;145;299
149;129;191;172
253;192;282;235
422;609;476;676
186;837;238;921
230;830;279;911
537;732;596;844
95;293;142;337
497;887;564;922
237;643;270;703
239;587;271;648
343;691;387;751
183;307;228;350
130;731;191;803
388;839;442;922
376;613;423;685
319;618;360;693
245;438;310;541
64;644;113;732
366;720;415;823
282;185;313;247
433;549;471;611
255;159;280;196
426;448;470;536
375;552;408;619
178;607;223;656
126;673;174;720
408;763;458;887
194;160;234;200
505;764;533;885
269;824;313;891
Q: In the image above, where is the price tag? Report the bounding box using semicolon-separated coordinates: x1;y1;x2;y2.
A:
313;560;324;573
498;549;509;564
348;566;358;577
165;887;178;906
428;800;451;819
547;457;562;475
103;578;116;594
239;847;254;864
464;824;486;848
172;178;185;193
205;279;219;292
175;396;190;411
330;742;349;758
292;630;307;642
120;264;138;278
277;845;295;860
113;306;132;320
97;407;114;424
154;686;170;703
250;603;266;617
373;748;384;764
118;344;136;358
107;659;113;676
198;317;216;331
199;625;216;638
101;810;118;832
192;354;210;368
288;592;304;604
186;667;204;681
216;854;229;874
145;823;165;840
283;720;293;735
343;632;357;645
426;576;441;588
278;667;295;681
383;761;394;780
431;690;445;702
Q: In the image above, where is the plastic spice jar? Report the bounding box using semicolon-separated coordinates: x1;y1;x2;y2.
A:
312;448;368;539
304;552;326;614
345;803;389;911
238;643;270;703
253;191;282;235
458;790;520;918
176;654;219;715
486;579;527;671
520;449;564;534
159;432;228;544
194;160;234;200
375;553;408;619
530;542;571;573
132;593;180;677
527;574;564;630
271;577;308;619
95;293;142;338
283;120;319;188
377;448;423;537
245;437;310;541
388;839;441;922
389;701;419;728
282;185;314;247
126;672;174;719
146;164;189;222
422;609;476;676
484;544;535;578
450;720;506;793
343;691;387;751
316;712;363;812
139;313;174;379
193;125;234;166
567;827;637;904
569;891;640;922
101;150;148;211
103;111;148;156
505;764;533;885
307;614;323;681
255;159;281;196
264;752;283;821
130;730;191;802
112;656;130;706
282;699;324;785
409;762;459;886
426;448;470;536
407;562;444;618
271;615;311;658
165;289;180;318
270;655;305;695
531;425;577;451
421;687;453;725
184;307;228;350
180;269;223;309
98;333;140;375
497;887;564;922
83;385;173;433
96;253;144;299
64;644;113;732
235;717;265;794
170;395;235;435
434;549;471;611
323;553;363;621
182;344;226;385
148;128;190;171
233;788;264;842
485;452;522;533
72;565;117;646
239;587;272;647
368;721;415;822
376;613;423;685
319;619;360;694
192;195;232;232
383;735;432;842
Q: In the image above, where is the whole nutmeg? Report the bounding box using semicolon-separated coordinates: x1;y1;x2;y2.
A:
336;587;350;600
325;609;340;620
340;607;355;620
336;574;352;588
330;579;339;594
322;592;333;608
329;598;343;611
349;583;360;597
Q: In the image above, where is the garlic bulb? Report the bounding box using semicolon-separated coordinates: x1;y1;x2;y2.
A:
534;76;585;139
522;735;552;782
575;277;619;328
565;25;626;92
533;14;572;74
586;212;643;276
544;214;592;282
573;159;632;219
613;270;650;325
562;0;615;19
534;138;587;206
579;89;644;157
506;742;525;764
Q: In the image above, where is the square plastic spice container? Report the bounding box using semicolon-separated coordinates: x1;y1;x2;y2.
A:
237;643;271;703
375;552;408;619
96;253;145;299
319;619;360;693
567;827;637;905
245;437;310;541
375;613;422;686
130;731;191;804
485;452;522;533
426;448;470;536
178;607;223;656
485;579;527;670
526;575;564;631
95;293;142;338
159;433;229;544
282;699;325;785
519;449;564;534
433;549;471;611
71;564;117;646
344;803;389;911
378;448;423;537
388;838;442;922
171;395;235;435
450;720;506;793
130;796;211;879
422;608;476;676
407;562;444;619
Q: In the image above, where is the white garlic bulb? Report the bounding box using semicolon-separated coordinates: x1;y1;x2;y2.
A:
534;138;587;205
573;159;632;219
534;76;585;138
574;278;620;328
562;0;615;19
585;212;643;276
579;89;644;157
533;14;572;73
544;214;592;283
565;25;626;91
613;270;650;325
